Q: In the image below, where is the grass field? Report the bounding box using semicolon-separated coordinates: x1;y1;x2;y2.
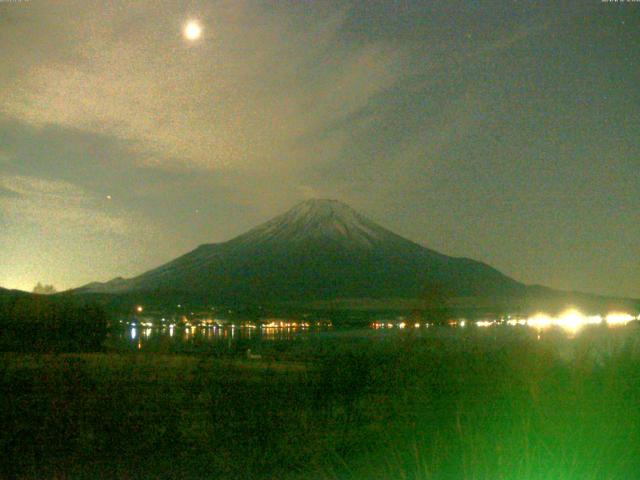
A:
2;324;640;479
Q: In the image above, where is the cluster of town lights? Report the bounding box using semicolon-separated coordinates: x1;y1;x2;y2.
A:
477;310;637;333
131;306;636;335
371;310;637;333
126;313;332;331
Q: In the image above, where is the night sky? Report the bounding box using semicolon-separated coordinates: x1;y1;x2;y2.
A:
0;1;637;298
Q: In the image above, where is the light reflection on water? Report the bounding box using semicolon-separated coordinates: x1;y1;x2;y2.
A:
114;323;331;351
113;310;639;352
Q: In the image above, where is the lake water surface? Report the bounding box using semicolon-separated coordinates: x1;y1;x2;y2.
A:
109;314;640;360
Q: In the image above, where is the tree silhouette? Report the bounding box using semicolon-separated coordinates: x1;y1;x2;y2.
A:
33;282;57;295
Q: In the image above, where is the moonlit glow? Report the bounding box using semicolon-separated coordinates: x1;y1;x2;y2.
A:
184;20;202;41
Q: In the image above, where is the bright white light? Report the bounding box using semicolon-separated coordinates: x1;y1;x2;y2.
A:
476;320;494;328
557;309;585;334
553;310;600;334
454;310;636;335
526;313;553;330
606;312;635;326
184;20;202;41
586;315;603;325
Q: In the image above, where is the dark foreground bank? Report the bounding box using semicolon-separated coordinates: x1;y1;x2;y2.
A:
1;326;640;479
0;293;108;353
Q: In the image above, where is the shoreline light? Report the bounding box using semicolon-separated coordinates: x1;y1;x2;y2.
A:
526;313;553;330
606;312;636;326
475;309;635;333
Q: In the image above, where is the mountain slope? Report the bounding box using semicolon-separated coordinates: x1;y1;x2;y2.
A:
75;199;526;303
0;287;29;297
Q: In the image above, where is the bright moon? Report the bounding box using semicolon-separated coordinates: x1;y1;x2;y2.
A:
184;20;202;41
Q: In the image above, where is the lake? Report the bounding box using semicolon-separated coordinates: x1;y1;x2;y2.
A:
109;311;640;359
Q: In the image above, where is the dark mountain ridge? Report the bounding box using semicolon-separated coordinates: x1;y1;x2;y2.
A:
74;199;526;304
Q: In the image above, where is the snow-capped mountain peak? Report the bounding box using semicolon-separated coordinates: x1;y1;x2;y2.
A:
232;199;394;248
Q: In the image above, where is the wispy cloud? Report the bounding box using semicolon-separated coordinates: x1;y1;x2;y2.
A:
2;1;401;174
0;175;128;235
0;173;168;290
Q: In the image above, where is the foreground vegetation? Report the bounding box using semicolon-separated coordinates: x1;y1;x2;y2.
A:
1;325;639;479
0;293;108;353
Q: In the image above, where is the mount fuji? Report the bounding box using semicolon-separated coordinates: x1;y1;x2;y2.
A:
75;199;527;306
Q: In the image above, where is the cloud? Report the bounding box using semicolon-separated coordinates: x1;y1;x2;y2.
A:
0;173;167;290
0;174;128;235
1;0;402;174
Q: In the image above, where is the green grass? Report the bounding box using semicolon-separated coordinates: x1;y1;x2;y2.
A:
1;325;640;479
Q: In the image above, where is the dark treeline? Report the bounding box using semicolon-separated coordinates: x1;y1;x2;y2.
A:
0;293;108;352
